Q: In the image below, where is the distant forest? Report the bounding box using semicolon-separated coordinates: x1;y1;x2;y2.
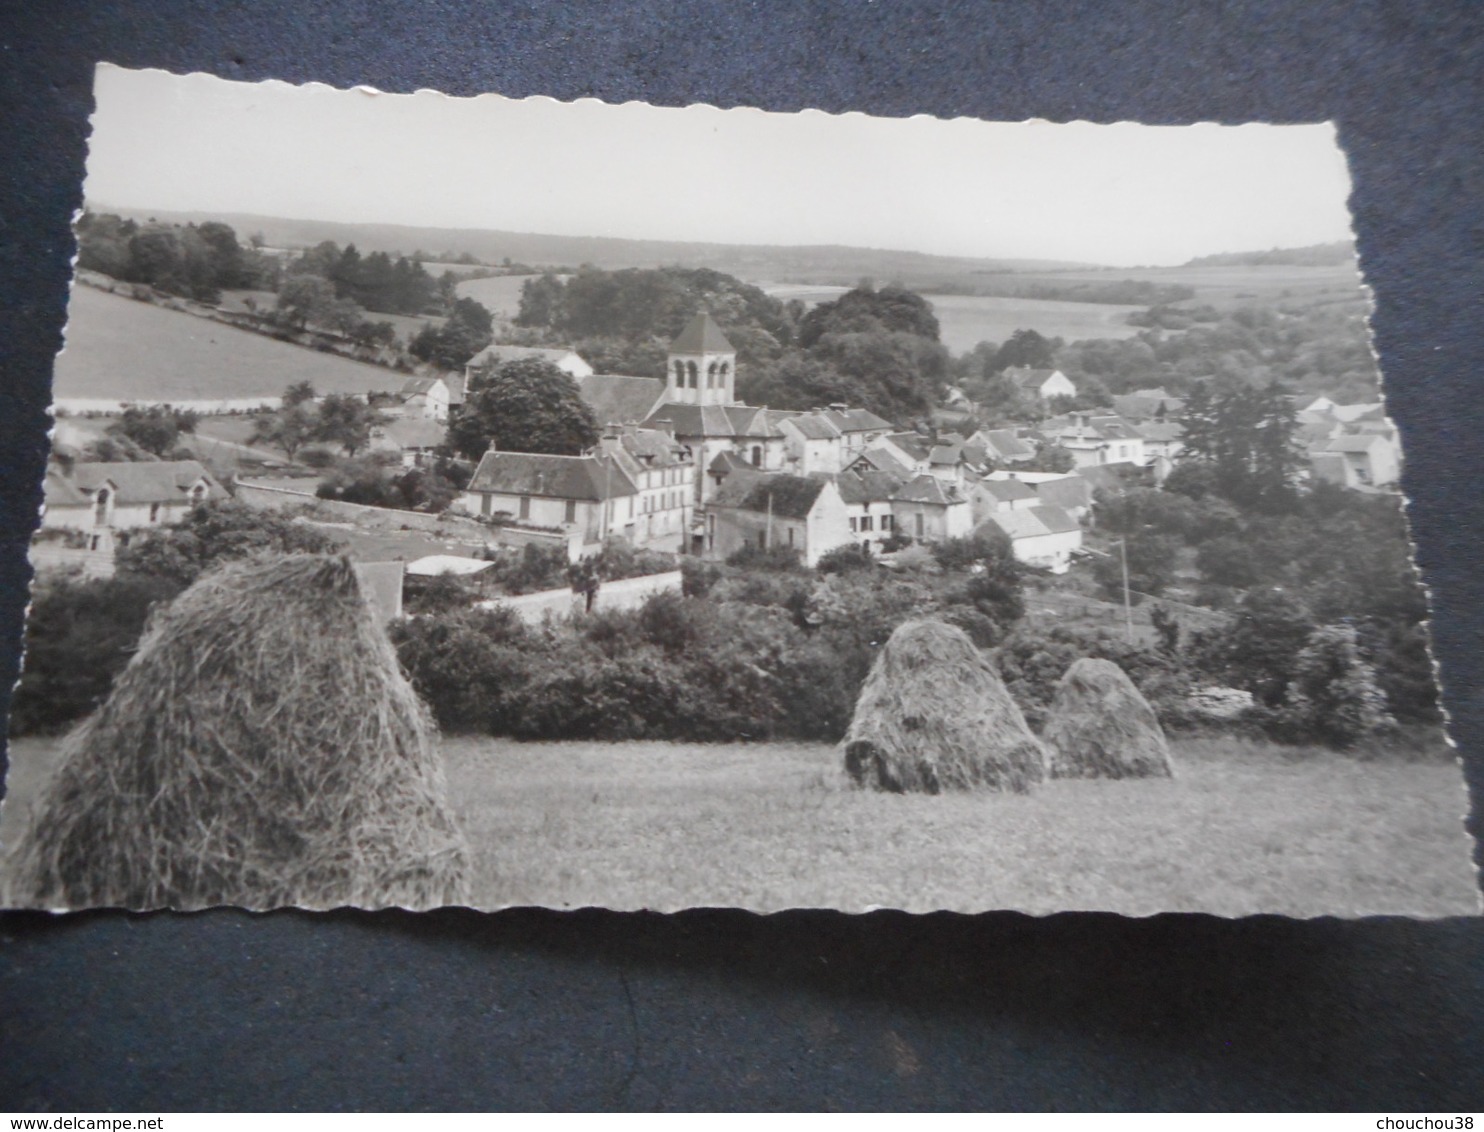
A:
1183;241;1356;268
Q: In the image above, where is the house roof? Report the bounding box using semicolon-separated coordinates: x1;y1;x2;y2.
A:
822;407;894;433
609;427;691;468
67;460;222;505
579;374;668;427
885;432;934;462
1004;366;1065;392
712;473;826;519
709;450;762;477
1032;474;1093;511
379;416;447;449
977;478;1038;503
1138;420;1185;443
785;413;842;441
670;312;735;354
42;465;91;508
466;344;584;371
980;504;1080;541
1077;462;1143;493
848;446;915;479
975;428;1036;461
466;451;637;501
1320;433;1387;453
829;469;903;505
400;376;444;397
928;444;963;466
1111;393;1185;421
890;474;965;506
643;402;764;438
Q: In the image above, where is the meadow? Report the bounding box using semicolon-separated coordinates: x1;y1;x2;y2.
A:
455;274;549;320
52;285;404;405
6;734;1471;916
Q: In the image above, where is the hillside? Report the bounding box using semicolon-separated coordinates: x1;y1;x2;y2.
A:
92;206;1096;285
1183;241;1357;268
52;284;406;406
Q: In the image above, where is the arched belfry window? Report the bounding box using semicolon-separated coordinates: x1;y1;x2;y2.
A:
686;360;698;388
93;488;109;527
673;359;685;386
720;360;730;377
707;361;718;388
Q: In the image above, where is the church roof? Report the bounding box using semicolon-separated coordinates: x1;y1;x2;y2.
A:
670;312;734;354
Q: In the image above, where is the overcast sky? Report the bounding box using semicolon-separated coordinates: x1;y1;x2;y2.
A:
84;64;1356;267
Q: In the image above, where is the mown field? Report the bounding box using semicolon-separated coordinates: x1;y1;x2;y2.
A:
53;285;405;404
5;734;1472;916
455;274;547;320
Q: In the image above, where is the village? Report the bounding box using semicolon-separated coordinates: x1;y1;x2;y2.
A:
35;285;1402;626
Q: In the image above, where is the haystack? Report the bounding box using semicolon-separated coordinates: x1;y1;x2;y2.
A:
1043;657;1173;780
7;554;470;911
842;619;1045;794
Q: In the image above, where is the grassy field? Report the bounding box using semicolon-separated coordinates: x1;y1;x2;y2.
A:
7;734;1470;916
455;274;545;320
53;286;406;404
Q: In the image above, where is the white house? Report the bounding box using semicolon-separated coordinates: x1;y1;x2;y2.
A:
41;460;225;538
1004;366;1077;403
829;469;902;555
704;473;853;566
1310;432;1401;490
779;413;845;476
979;505;1082;574
1046;413;1147;469
399;375;464;422
596;424;698;552
460;449;639;555
969;476;1039;523
464;344;594;384
890;474;973;543
821;407;895;459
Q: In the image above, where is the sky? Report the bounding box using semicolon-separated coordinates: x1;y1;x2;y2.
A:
83;64;1357;268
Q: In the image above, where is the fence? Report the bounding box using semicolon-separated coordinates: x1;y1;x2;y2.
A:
478;569;683;625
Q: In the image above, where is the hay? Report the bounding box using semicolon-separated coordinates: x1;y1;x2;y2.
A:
842;619;1045;793
6;554;470;911
1043;657;1174;780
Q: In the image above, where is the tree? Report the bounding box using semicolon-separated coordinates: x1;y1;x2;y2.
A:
409;296;494;370
795;284;942;348
990;328;1056;372
448;358;599;458
1193;586;1316;707
312;393;385;455
106;405;198;458
515;273;566;327
1284;624;1393;747
250;403;317;461
1092;532;1180;601
275;274;338;329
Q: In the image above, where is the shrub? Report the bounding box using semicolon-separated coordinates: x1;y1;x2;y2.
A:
1281;624;1394;748
816;543;875;575
726;543;805;572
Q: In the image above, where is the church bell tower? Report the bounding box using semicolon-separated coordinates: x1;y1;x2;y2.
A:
666;312;737;406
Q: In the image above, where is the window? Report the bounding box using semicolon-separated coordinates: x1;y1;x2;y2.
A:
93;488;109;528
882;514;893;531
915;513;924;539
849;517;859;532
861;515;874;532
519;496;531;520
673;359;685;386
149;502;160;522
751;445;762;467
787;528;795;547
564;499;576;524
707;361;718;388
687;361;698;388
481;493;492;517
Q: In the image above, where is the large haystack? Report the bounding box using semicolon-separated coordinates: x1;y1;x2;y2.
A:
7;554;469;911
1043;657;1174;780
842;619;1045;794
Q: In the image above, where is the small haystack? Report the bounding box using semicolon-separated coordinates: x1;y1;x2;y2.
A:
1043;657;1174;780
7;554;469;911
842;619;1045;794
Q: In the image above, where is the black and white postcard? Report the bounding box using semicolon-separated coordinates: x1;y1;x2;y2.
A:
1;64;1474;916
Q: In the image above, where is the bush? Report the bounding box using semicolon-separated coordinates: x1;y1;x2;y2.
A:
9;573;182;735
816;543;875;575
681;557;723;598
1280;624;1394;748
725;543;805;572
388;607;530;732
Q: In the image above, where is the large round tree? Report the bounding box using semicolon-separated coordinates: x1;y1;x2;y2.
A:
449;357;600;459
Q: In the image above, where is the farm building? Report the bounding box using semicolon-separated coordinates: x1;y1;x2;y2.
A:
978;505;1082;573
704;473;851;566
41;459;225;537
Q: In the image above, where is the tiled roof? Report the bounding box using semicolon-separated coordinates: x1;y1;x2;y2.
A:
466;451;637;501
712;473;825;519
928;444;963;466
400;376;443;397
828;469;903;505
849;447;914;479
380;416;447;449
466;344;583;370
885;432;934;462
980;504;1080;541
579;375;667;427
670;312;735;354
1320;434;1386;453
1004;366;1063;391
977;478;1038;503
1138;421;1185;443
42;466;91;508
1032;474;1093;511
890;474;964;506
785;413;843;441
822;407;894;433
68;460;223;505
1077;462;1143;493
976;428;1036;461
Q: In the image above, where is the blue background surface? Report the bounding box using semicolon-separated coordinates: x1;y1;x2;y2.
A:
1;1;1482;1110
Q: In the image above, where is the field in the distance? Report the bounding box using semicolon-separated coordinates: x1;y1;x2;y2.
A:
53;285;407;405
5;734;1472;917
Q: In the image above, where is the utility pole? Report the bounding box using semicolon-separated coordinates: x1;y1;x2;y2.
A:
765;489;774;549
1118;536;1134;643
